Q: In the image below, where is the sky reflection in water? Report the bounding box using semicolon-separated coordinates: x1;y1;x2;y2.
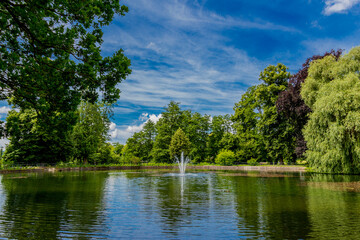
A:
0;171;358;239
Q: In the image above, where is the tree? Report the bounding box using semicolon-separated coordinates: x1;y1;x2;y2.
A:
185;112;210;163
0;0;131;157
232;85;263;162
207;114;232;162
151;101;210;163
3;109;75;163
141;120;156;161
0;1;131;111
169;128;191;160
151;101;186;163
276;50;342;157
256;63;293;164
90;142;120;164
232;63;293;164
70;102;110;164
112;143;124;156
125;120;156;163
301;47;360;173
215;149;236;166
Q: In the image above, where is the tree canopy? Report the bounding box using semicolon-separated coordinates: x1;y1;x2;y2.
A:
0;0;131;136
301;47;360;173
232;63;294;164
169;128;191;160
276;50;342;157
0;0;131;162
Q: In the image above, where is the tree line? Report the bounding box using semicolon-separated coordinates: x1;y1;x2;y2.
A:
121;47;360;174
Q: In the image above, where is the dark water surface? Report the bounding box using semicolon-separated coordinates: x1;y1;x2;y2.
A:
0;170;359;239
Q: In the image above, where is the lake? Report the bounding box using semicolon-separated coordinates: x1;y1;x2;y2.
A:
0;170;359;239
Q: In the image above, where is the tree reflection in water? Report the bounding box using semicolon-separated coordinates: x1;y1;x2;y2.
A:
0;172;108;239
0;171;358;239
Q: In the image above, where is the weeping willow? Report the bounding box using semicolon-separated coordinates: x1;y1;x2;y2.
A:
301;47;360;173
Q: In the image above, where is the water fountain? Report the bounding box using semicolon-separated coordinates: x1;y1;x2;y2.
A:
175;152;190;175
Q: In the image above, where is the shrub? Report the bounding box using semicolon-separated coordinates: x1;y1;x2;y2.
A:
215;150;236;166
247;158;258;166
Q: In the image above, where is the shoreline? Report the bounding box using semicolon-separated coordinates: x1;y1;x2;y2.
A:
0;165;307;174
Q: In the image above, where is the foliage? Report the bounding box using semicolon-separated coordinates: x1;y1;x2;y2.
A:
232;63;294;164
90;143;120;164
0;0;131;111
247;158;258;166
185;112;210;163
0;0;131;161
70;102;110;164
151;101;184;163
112;143;124;155
3;109;74;163
276;50;343;157
169;128;191;160
301;47;360;173
3;101;111;164
215;150;236;166
257;63;294;164
124;120;156;162
232;85;263;162
151;101;210;163
207;114;232;161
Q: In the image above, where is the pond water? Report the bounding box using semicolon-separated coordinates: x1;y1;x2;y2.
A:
0;170;359;239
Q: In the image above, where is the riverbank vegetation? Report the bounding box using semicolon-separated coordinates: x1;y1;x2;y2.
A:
1;1;360;173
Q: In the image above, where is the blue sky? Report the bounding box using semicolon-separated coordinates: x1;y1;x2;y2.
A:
1;0;360;146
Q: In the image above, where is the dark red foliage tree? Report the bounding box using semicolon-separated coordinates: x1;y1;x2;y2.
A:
276;49;343;158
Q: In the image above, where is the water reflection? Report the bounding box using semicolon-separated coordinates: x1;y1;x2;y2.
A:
0;172;109;239
231;176;311;238
0;171;359;239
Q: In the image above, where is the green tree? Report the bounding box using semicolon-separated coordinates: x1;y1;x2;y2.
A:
0;0;131;111
70;102;110;164
257;63;293;164
0;0;131;158
90;142;120;164
112;143;124;156
207;114;232;162
151;101;210;163
3;109;75;164
232;63;294;164
124;120;156;162
232;85;264;163
301;47;360;173
169;128;191;160
151;102;186;163
215;149;236;166
186;112;210;163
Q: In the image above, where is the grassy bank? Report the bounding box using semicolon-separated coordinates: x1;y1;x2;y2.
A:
0;162;307;174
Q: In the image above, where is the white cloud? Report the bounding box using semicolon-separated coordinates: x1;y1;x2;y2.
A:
0;106;12;114
0;138;9;149
109;113;162;144
102;0;297;119
323;0;360;15
122;0;298;33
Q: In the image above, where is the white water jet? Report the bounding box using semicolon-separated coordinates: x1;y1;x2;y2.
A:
175;152;190;175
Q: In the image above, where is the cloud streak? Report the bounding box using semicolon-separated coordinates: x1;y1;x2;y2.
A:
104;0;268;119
101;0;360;144
323;0;360;15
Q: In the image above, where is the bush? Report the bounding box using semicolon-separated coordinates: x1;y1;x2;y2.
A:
215;150;236;166
247;158;258;166
130;156;141;165
90;143;120;164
